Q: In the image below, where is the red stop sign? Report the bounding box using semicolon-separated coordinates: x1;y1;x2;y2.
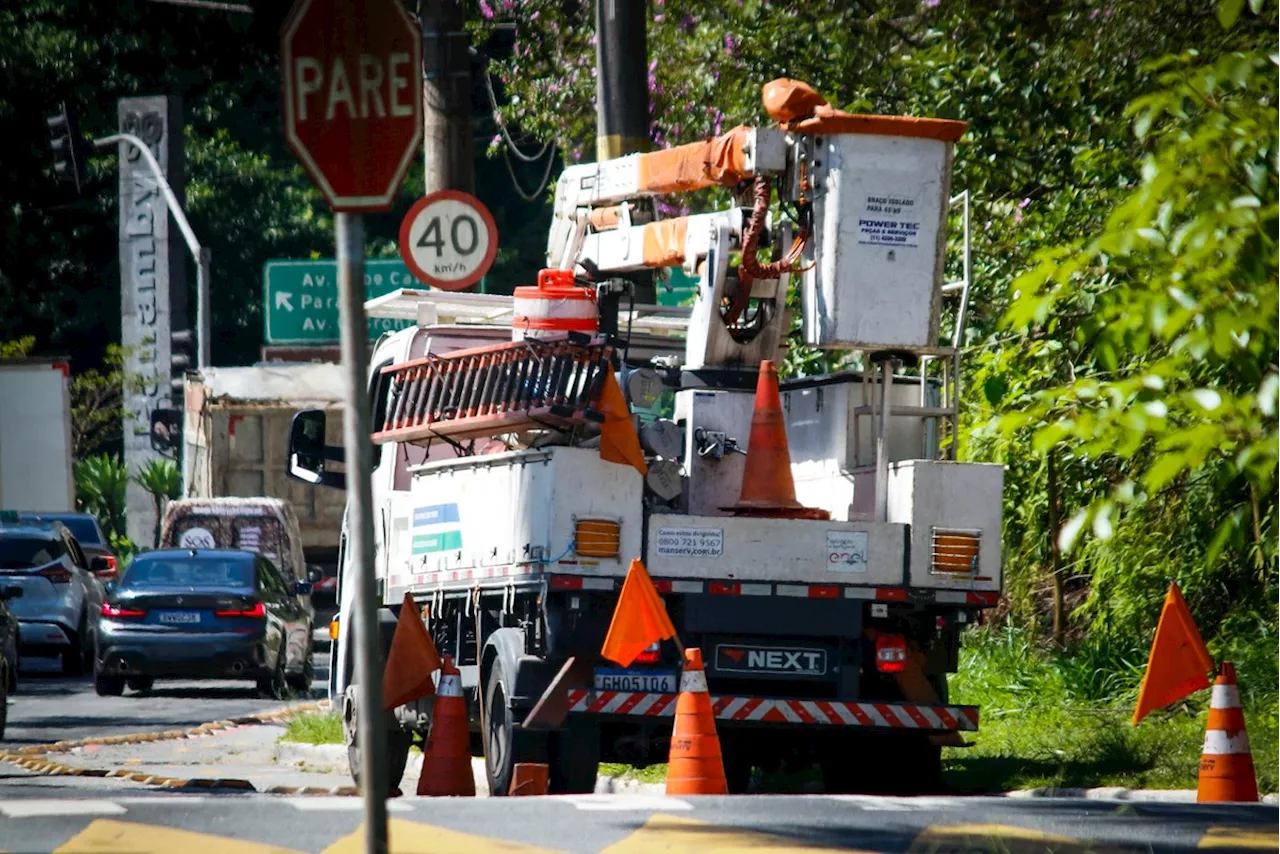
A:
281;0;422;211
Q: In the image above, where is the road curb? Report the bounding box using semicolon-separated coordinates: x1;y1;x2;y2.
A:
0;697;330;793
1006;787;1279;804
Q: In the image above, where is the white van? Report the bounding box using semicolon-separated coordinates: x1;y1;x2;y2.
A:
159;497;309;587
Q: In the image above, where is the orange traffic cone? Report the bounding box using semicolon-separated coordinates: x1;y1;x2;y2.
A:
1197;662;1258;802
415;656;476;797
508;762;550;796
727;360;829;520
665;648;728;795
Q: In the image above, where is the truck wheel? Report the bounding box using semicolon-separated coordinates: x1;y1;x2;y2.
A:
549;717;599;794
342;683;412;793
484;658;546;797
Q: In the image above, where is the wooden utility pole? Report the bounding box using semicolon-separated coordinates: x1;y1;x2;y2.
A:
421;0;473;194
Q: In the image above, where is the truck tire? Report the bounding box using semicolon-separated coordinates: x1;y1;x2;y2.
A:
483;657;546;797
549;716;599;794
342;683;412;793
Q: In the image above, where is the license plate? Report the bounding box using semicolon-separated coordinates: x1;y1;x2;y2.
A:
593;668;676;693
158;611;200;625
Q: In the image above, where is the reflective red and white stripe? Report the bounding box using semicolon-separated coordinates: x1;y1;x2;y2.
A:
565;690;978;731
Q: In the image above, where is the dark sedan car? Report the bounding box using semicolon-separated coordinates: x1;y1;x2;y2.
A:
19;512;118;581
95;549;314;698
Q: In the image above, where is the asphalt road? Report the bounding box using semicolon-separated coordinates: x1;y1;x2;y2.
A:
3;651;327;749
0;791;1274;853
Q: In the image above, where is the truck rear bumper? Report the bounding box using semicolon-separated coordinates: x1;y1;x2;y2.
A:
567;689;978;732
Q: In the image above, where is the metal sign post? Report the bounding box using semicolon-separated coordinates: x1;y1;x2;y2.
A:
335;212;388;852
281;2;423;845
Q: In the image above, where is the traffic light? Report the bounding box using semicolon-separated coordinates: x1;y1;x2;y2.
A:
45;103;87;193
170;328;194;405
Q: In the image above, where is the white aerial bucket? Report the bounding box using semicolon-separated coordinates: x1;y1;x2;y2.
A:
799;116;965;352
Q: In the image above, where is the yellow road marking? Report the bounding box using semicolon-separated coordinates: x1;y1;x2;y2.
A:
908;823;1126;854
321;818;566;854
598;813;876;853
1199;826;1280;849
54;819;304;854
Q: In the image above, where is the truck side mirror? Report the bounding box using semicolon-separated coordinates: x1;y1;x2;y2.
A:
150;408;182;453
288;409;346;488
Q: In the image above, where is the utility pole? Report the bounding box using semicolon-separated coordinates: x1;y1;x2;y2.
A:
595;0;653;309
594;0;648;163
420;0;474;195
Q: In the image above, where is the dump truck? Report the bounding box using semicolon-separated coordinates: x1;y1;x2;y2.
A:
0;359;74;513
181;365;346;573
287;79;1002;796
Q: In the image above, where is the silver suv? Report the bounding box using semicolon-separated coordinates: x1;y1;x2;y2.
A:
0;516;105;675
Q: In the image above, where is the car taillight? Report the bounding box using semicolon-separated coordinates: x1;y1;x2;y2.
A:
104;555;118;570
875;634;908;674
38;566;72;584
215;602;266;618
633;642;661;665
101;602;145;618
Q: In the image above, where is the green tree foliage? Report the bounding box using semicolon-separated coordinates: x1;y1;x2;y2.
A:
74;454;134;560
132;458;181;548
69;344;132;460
1;1;553;377
475;0;1277;660
985;46;1277;648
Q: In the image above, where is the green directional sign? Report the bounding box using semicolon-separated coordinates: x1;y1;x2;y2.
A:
263;259;421;344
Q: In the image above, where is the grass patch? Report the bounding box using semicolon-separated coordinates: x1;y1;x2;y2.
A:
946;624;1278;793
943;703;1278;793
282;712;343;745
598;762;668;784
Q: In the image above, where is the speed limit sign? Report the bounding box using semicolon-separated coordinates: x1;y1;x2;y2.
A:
398;190;498;291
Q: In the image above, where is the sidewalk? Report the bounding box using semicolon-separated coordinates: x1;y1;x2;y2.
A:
47;722;494;795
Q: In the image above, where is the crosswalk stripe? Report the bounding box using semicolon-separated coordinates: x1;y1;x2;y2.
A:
0;800;127;818
554;794;692;811
1199;826;1280;849
53;819;304;854
321;818;565;854
908;823;1130;854
598;814;875;854
281;797;413;812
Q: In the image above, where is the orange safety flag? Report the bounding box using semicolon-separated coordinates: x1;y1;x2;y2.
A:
595;370;648;476
600;558;677;667
382;592;442;711
1132;582;1215;725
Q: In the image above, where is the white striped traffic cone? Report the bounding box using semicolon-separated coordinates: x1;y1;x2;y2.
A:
1197;662;1258;803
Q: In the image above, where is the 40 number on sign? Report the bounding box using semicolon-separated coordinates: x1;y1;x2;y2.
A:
399;190;498;291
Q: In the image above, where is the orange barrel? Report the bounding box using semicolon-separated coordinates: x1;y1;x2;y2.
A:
512;269;598;341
